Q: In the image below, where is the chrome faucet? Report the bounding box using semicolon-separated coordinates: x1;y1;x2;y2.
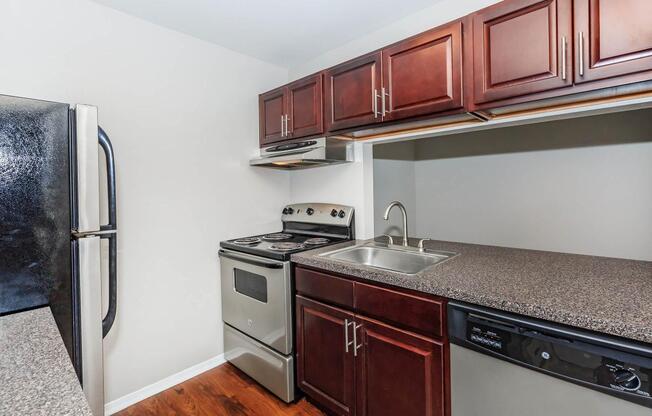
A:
383;201;409;247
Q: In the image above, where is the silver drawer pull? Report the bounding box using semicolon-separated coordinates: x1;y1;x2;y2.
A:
345;319;354;353
373;89;380;118
353;323;362;356
578;31;585;77
561;36;567;81
381;87;388;116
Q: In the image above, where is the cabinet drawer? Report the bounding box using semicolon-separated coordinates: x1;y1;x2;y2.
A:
354;282;444;339
295;267;354;309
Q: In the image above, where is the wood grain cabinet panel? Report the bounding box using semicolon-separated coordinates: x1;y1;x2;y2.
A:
472;0;572;104
296;267;354;309
382;22;464;121
287;74;324;138
354;281;444;339
574;0;652;83
325;53;382;131
355;317;448;416
259;87;286;145
296;295;355;416
295;269;450;416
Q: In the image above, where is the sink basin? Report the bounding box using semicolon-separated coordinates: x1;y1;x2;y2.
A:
320;243;457;275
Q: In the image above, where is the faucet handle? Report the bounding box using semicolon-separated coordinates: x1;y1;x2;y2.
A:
417;238;431;251
382;234;395;246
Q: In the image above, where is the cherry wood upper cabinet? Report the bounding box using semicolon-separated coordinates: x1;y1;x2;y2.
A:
382;21;464;121
287;74;324;139
355;316;448;416
325;53;382;131
472;0;573;104
574;0;652;84
259;87;286;145
296;295;355;416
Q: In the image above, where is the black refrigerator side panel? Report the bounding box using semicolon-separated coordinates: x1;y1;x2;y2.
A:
0;95;74;356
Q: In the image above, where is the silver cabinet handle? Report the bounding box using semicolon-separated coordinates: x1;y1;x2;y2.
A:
381;87;388;116
344;319;354;353
561;36;567;81
578;31;584;77
285;114;291;136
354;323;362;356
373;89;380;118
280;115;285;137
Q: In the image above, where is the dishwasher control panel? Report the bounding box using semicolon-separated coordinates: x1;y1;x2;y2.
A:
449;302;652;409
467;321;506;351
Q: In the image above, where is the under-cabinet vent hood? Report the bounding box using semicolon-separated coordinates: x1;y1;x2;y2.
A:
250;137;352;169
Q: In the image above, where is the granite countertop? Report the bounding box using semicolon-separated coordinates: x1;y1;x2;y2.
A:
292;238;652;345
0;307;93;416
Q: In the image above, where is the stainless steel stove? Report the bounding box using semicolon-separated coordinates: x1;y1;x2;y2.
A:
218;203;354;402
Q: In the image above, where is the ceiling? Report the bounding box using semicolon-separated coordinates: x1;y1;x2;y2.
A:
92;0;438;68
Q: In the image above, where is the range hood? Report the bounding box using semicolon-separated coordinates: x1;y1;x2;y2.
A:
250;137;352;169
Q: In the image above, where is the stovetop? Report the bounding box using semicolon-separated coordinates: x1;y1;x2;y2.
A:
220;232;348;262
219;203;354;261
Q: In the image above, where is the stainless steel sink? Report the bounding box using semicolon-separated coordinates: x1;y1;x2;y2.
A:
320;242;457;275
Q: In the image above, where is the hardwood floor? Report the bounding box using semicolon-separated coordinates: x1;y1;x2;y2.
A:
116;363;324;416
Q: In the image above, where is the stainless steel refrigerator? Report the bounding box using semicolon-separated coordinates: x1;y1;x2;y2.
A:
0;94;117;416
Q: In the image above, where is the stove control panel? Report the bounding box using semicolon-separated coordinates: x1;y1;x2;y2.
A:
282;203;354;227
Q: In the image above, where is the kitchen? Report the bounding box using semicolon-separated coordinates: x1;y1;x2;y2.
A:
0;0;651;415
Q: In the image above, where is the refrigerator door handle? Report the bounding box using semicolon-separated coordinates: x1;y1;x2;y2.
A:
97;126;116;232
101;232;117;338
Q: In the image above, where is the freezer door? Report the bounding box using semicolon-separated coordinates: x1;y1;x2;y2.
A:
74;104;100;234
77;236;104;416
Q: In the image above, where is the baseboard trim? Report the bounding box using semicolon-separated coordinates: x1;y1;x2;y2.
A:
104;353;226;415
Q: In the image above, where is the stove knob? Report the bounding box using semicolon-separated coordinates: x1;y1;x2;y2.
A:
613;370;641;391
330;209;338;217
306;207;314;216
286;207;294;215
282;208;288;215
338;210;346;218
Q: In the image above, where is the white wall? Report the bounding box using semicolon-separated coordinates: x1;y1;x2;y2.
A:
0;0;289;407
289;142;375;239
373;142;416;237
373;110;652;261
415;142;652;261
288;0;499;80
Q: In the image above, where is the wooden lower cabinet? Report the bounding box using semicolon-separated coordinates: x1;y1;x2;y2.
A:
295;273;449;416
296;295;355;416
355;317;448;416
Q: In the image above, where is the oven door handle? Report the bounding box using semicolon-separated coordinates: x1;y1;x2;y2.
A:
218;249;284;269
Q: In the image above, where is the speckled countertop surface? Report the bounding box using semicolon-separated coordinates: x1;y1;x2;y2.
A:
0;307;93;416
292;238;652;345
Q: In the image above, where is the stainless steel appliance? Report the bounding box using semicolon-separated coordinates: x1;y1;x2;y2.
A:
219;203;354;401
249;137;352;169
0;94;118;416
448;302;652;415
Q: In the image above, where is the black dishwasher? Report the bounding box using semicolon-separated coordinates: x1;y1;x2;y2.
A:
448;302;652;414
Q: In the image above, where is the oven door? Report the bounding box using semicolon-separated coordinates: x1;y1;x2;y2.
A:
219;249;292;355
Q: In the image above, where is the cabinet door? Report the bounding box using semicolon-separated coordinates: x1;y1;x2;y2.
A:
287;74;324;139
325;52;382;131
355;316;448;416
259;87;286;146
472;0;573;104
574;0;652;83
382;22;463;121
296;295;355;416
